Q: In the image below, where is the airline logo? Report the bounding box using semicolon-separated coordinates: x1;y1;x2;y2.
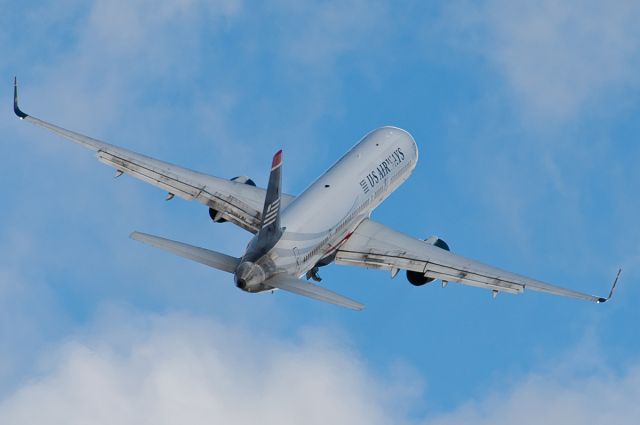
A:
360;147;405;194
263;198;280;226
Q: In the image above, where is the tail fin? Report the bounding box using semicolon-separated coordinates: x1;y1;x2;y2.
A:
257;150;284;246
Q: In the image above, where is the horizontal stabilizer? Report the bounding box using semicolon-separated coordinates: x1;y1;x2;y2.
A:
130;231;240;273
265;274;364;311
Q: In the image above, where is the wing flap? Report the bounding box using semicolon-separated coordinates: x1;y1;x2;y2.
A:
337;250;427;272
265;275;364;311
98;151;203;201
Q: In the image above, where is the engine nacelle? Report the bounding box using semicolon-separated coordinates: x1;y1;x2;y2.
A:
209;176;257;223
407;236;450;286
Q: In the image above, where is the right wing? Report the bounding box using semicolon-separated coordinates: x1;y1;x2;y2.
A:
336;219;619;303
13;78;294;233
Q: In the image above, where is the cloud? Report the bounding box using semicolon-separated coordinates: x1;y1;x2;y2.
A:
271;0;388;71
0;312;414;425
443;0;640;121
428;366;640;425
430;1;640;275
0;267;70;397
0;311;639;425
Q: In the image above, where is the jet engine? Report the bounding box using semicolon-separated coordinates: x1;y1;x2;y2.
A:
406;236;450;286
209;176;256;223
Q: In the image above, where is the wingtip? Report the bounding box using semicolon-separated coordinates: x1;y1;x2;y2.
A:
608;268;622;299
343;299;365;311
13;76;28;119
598;268;622;304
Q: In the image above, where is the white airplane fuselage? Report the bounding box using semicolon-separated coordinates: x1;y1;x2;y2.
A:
237;126;418;292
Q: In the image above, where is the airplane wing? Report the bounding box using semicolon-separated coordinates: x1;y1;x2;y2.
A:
264;274;364;311
336;219;620;303
13;78;294;233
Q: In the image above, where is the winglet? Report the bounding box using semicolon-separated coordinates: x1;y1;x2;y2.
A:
597;268;622;303
13;77;28;119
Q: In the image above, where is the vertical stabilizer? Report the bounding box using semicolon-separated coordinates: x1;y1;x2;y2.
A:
256;150;284;248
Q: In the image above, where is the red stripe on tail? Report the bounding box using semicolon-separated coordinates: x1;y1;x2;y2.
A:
272;150;283;169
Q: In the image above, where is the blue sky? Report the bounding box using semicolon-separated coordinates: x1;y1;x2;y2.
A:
1;1;639;423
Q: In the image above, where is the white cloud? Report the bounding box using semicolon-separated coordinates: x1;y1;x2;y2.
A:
79;0;242;79
1;311;639;425
0;268;69;395
272;0;388;71
444;0;640;120
0;313;412;425
431;0;640;272
428;366;640;425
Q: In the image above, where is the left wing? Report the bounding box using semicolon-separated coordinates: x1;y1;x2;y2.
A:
13;78;294;233
336;219;619;303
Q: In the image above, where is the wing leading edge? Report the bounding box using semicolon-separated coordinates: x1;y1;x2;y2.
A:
13;78;294;233
336;219;620;303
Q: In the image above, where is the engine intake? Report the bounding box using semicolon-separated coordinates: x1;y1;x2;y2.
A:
407;236;450;286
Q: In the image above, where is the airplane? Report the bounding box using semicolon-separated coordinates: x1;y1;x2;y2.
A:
12;78;621;310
